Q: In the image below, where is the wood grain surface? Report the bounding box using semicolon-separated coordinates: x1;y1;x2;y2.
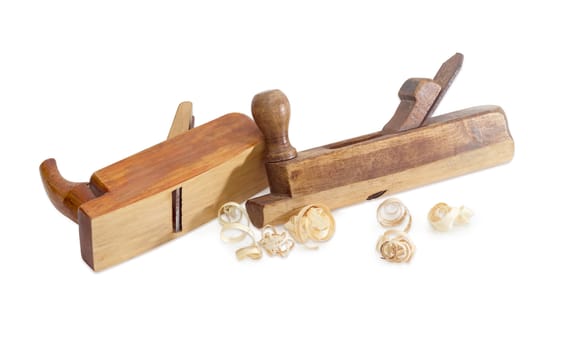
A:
246;106;514;227
42;113;267;271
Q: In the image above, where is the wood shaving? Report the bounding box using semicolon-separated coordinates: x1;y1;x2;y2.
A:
285;204;335;249
376;198;414;263
376;229;415;263
218;202;295;259
218;202;262;260
428;202;473;232
376;198;412;233
259;225;295;257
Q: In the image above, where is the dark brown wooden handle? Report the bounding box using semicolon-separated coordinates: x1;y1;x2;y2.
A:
39;158;98;223
381;78;442;134
251;89;297;162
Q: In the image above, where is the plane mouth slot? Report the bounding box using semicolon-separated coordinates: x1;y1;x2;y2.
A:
172;187;182;232
367;190;387;200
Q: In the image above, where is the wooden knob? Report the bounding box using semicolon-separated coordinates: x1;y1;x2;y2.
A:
251;89;297;162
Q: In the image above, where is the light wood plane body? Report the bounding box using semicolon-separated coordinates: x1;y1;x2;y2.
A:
41;111;267;271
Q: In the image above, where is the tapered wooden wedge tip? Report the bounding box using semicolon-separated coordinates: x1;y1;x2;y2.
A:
434;53;463;85
420;52;465;121
251;89;297;163
167;101;194;139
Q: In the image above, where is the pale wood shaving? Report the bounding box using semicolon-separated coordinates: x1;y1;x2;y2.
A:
376;198;414;263
218;202;295;259
376;229;415;263
376;198;412;233
259;225;295;257
284;204;335;249
218;202;262;260
428;202;473;232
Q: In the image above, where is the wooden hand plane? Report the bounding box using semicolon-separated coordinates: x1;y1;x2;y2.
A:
246;53;515;227
40;102;267;271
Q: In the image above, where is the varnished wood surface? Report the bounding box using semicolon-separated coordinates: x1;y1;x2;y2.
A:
82;143;266;271
86;113;263;216
82;113;267;271
41;113;268;271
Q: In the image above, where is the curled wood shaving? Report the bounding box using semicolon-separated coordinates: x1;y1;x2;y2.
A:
218;202;249;228
218;202;297;260
218;202;334;259
428;203;473;232
285;204;335;248
376;229;415;263
375;198;415;263
218;202;262;260
376;198;412;233
259;225;295;257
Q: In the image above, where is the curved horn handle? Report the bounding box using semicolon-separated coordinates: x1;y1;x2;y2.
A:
251;89;297;163
39;159;98;223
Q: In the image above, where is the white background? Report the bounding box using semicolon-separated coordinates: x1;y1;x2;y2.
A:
1;1;568;349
